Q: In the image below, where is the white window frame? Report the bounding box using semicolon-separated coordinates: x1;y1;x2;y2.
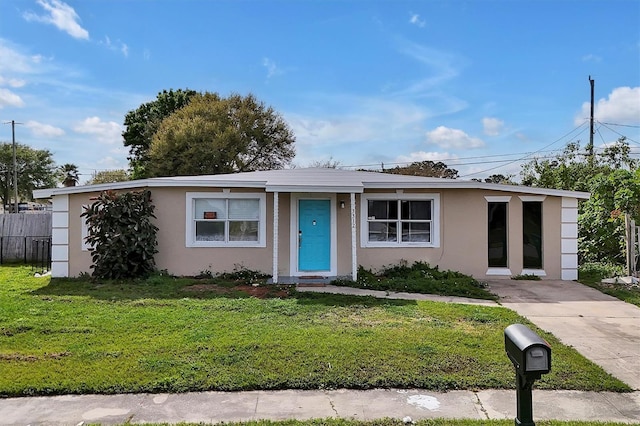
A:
360;193;440;248
186;192;267;248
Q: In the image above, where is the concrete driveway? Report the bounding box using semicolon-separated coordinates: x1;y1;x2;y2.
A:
488;279;640;390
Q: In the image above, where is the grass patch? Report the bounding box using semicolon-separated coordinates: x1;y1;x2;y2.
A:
332;262;497;301
0;265;628;397
578;262;640;308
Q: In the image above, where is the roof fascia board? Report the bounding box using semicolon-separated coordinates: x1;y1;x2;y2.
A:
33;179;268;198
363;181;589;199
266;185;364;193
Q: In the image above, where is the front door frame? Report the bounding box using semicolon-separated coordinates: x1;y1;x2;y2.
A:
290;193;337;277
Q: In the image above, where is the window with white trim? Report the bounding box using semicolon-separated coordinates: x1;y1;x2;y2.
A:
361;194;440;247
186;192;266;247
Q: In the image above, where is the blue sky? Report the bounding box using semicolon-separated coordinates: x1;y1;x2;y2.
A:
1;0;639;183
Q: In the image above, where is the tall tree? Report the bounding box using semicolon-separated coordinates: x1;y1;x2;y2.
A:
520;137;638;264
87;169;130;185
123;88;197;179
385;161;458;179
0;142;56;206
58;163;80;187
147;92;295;177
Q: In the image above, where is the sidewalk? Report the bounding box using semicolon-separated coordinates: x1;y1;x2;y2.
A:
2;388;639;424
295;284;499;306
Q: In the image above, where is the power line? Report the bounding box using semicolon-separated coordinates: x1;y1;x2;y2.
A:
459;121;590;178
598;122;640;129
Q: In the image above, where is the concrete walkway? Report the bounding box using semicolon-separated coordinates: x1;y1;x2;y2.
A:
1;389;639;424
487;279;640;391
296;284;499;306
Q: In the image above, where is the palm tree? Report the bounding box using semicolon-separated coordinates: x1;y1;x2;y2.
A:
59;163;80;187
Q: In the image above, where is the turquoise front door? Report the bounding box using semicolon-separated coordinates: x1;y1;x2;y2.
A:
298;199;331;272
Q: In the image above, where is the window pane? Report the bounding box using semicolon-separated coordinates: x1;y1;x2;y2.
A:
195;199;226;219
523;202;542;269
196;221;225;241
368;221;397;242
229;199;259;219
368;200;397;220
401;222;431;242
488;202;508;267
229;221;259;241
401;200;431;220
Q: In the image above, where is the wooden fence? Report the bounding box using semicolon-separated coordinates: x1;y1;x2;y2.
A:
0;213;52;264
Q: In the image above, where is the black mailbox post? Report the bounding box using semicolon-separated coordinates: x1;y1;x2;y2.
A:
504;324;551;426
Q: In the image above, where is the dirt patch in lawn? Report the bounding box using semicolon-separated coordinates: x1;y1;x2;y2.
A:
182;283;292;299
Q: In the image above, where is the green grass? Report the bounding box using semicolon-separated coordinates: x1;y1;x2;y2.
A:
332;262;497;301
0;265;629;397
578;263;640;308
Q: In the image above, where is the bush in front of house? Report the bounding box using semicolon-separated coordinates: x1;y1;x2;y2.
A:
81;189;159;279
332;261;496;300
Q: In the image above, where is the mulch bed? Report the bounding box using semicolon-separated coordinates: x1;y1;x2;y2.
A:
182;283;292;299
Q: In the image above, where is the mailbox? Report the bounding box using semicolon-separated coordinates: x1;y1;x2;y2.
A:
504;324;552;426
505;323;551;378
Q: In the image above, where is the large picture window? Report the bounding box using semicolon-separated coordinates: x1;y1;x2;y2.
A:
186;193;266;247
361;194;439;247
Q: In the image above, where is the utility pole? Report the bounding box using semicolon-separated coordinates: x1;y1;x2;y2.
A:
587;76;595;165
11;120;19;214
3;120;22;213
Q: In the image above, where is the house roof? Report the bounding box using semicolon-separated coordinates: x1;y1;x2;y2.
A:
33;168;590;199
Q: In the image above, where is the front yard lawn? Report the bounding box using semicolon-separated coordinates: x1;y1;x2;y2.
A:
0;266;629;397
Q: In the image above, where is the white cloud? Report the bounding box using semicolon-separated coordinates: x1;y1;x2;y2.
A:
395;151;457;163
409;13;426;27
262;58;283;79
425;126;485;149
23;0;89;40
393;39;462;96
575;86;640;125
0;39;48;75
99;36;129;57
482;117;504;136
582;54;602;62
0;88;25;108
0;76;26;88
73;117;122;144
287;95;431;147
25;120;65;137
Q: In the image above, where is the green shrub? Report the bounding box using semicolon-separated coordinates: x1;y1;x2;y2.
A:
332;261;495;300
578;262;624;283
511;274;541;281
81;189;159;279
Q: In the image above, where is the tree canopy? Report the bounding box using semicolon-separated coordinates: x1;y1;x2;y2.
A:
147;92;295;177
0;142;56;207
123;88;197;179
87;169;130;185
384;161;459;179
58;163;80;187
520;137;639;265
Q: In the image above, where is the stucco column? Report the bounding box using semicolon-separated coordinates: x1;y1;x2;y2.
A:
272;191;279;284
350;192;357;281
